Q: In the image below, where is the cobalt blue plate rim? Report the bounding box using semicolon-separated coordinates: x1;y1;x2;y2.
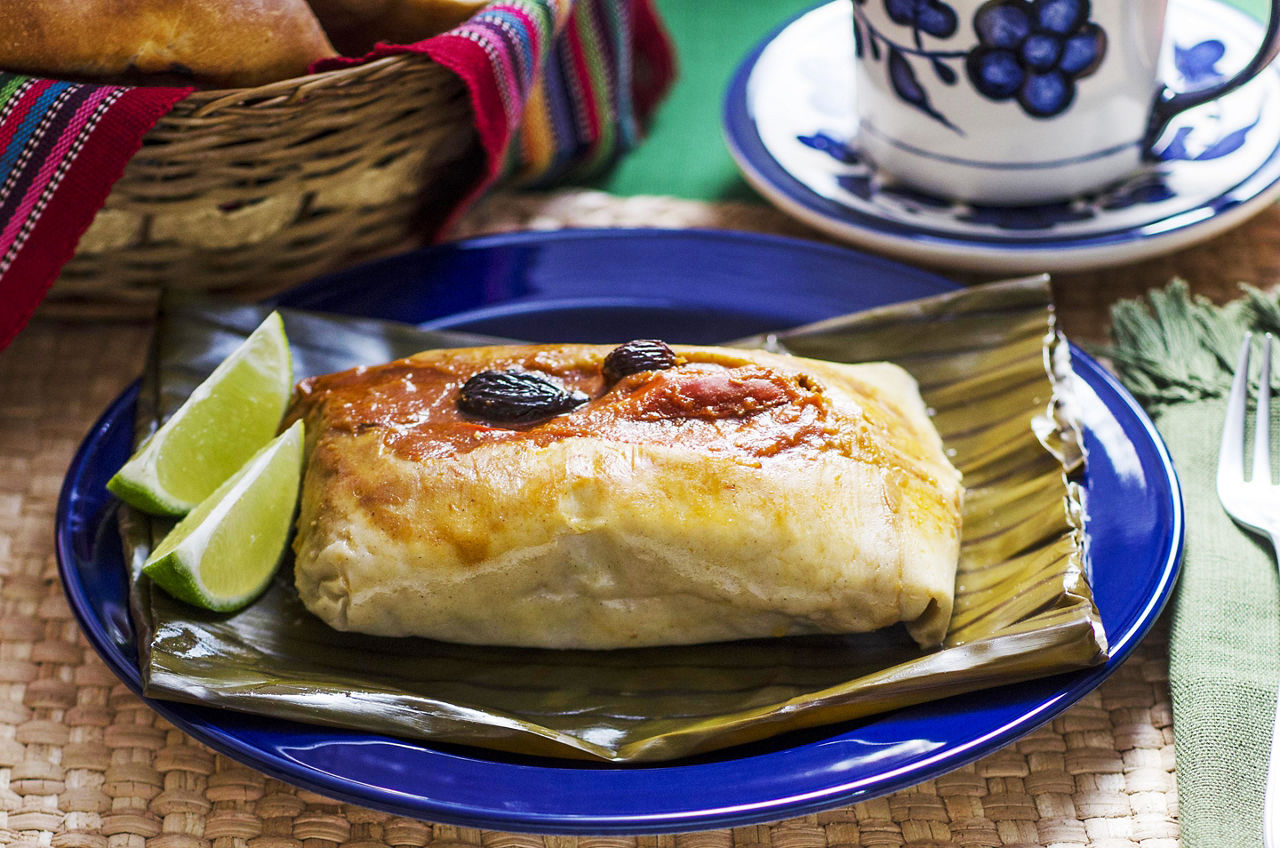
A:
55;228;1184;834
722;0;1280;253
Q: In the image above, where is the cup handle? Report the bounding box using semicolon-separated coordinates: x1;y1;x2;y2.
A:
1142;0;1280;158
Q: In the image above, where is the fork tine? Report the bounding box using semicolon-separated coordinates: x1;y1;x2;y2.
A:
1219;333;1253;493
1256;335;1274;484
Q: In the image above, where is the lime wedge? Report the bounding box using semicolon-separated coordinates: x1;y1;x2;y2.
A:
109;312;293;516
142;421;304;612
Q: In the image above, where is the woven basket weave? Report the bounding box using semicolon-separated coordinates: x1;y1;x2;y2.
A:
48;55;482;318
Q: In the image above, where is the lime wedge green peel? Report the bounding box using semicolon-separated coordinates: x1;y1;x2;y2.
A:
109;312;293;516
143;421;305;612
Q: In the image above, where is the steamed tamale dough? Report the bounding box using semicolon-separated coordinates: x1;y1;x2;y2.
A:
286;343;963;650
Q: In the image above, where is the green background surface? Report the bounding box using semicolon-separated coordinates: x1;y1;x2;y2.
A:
587;0;1271;202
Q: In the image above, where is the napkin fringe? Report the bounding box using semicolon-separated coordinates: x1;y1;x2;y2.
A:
1103;279;1280;406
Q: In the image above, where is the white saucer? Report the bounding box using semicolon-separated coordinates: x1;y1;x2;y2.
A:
723;0;1280;273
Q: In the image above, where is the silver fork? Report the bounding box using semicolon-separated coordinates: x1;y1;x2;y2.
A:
1217;332;1280;847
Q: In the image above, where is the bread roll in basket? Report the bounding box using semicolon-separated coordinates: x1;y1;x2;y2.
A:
0;0;338;87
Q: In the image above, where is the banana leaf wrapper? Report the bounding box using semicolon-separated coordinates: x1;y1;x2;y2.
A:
120;277;1105;763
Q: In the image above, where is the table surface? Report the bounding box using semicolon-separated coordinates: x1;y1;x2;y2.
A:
10;4;1280;841
9;186;1280;847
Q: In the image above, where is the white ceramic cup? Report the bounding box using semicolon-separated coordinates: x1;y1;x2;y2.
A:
851;0;1280;204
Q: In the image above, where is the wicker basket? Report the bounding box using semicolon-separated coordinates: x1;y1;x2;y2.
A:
47;54;483;318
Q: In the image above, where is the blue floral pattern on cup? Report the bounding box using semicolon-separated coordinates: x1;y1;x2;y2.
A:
852;0;969;130
965;0;1107;117
851;0;1107;130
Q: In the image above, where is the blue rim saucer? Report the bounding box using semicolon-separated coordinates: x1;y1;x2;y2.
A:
724;0;1280;272
56;230;1183;833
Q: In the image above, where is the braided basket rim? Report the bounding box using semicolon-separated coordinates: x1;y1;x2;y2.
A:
170;55;449;117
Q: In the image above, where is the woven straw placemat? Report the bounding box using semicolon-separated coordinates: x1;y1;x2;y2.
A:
4;190;1205;848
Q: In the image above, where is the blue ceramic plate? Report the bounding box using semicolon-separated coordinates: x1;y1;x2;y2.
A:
724;0;1280;273
56;230;1182;834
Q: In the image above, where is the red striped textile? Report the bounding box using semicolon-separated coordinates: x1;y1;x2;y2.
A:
0;79;190;349
317;0;677;211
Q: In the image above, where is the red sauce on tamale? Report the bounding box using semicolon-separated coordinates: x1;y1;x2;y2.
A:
285;346;849;463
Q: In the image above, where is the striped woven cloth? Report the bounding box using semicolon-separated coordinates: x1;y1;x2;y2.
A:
0;78;189;347
0;0;675;349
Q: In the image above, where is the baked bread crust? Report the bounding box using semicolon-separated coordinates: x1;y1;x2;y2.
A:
0;0;337;87
306;0;487;54
288;344;964;650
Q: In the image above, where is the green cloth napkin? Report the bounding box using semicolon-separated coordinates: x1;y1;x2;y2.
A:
1106;281;1280;848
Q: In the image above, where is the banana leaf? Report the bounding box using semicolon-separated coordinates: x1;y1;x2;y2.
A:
120;277;1104;762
